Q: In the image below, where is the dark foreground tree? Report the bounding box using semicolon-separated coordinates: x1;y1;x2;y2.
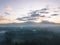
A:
4;31;15;45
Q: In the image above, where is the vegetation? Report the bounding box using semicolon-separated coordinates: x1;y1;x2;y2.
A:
0;27;60;45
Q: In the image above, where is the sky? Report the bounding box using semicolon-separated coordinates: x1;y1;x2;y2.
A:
0;0;60;24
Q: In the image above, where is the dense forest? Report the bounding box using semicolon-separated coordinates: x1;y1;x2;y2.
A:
0;27;60;45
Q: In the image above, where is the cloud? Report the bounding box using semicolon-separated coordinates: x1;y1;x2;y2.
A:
54;11;59;12
58;7;60;9
40;11;49;14
16;7;49;22
16;6;60;23
0;16;7;20
40;15;45;17
2;6;50;23
1;6;60;24
39;7;49;14
4;12;10;15
17;17;30;21
17;17;37;21
5;5;13;11
17;18;26;21
0;15;11;24
31;13;40;17
0;15;24;24
30;10;47;17
47;16;51;18
40;7;49;11
40;20;55;24
29;7;50;18
27;17;37;20
29;10;40;17
4;5;15;16
51;14;59;16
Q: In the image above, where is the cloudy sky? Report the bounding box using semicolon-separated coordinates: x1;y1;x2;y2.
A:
0;0;60;24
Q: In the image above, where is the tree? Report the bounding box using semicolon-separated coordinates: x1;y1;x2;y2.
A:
4;31;15;45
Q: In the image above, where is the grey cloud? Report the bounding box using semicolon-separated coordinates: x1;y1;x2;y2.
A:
17;17;37;21
40;20;55;24
31;13;40;17
29;7;49;17
41;8;49;11
30;10;39;14
48;16;51;18
54;11;59;12
30;10;47;17
17;17;27;21
30;10;40;17
18;16;29;18
39;7;49;14
51;14;59;16
17;7;50;21
17;16;33;21
58;7;60;9
40;15;45;17
4;12;10;15
17;18;23;21
40;11;49;14
27;17;37;20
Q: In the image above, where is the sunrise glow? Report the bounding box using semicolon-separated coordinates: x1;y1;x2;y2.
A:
0;0;60;24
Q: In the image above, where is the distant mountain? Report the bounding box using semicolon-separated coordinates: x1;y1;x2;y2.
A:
20;21;37;25
0;21;60;27
39;21;55;24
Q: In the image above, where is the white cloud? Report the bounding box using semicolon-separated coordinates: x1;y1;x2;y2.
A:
16;6;60;23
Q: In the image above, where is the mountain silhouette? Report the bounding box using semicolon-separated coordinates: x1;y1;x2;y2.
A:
0;21;60;27
39;21;55;24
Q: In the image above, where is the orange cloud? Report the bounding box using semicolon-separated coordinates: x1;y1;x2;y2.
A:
0;15;25;24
